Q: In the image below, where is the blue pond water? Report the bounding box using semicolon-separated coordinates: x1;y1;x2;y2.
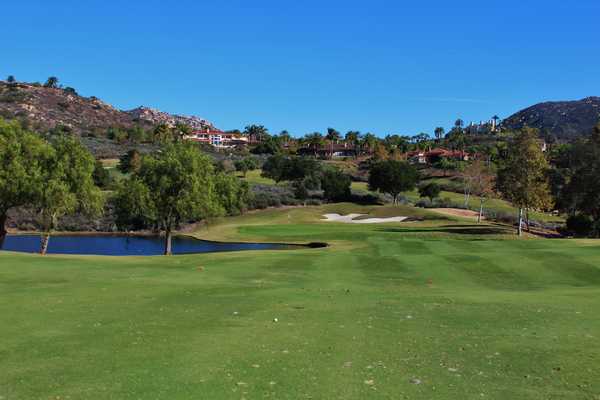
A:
1;234;301;256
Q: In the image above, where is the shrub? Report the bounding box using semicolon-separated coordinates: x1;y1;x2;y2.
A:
321;169;351;202
566;214;593;237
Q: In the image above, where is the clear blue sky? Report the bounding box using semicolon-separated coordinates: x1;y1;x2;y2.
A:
3;0;599;137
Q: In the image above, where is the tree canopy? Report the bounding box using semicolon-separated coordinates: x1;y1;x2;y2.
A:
368;160;419;205
115;143;244;254
497;127;552;235
0;119;48;248
36;136;104;254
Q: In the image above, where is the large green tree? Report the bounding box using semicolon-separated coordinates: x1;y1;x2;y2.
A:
497;128;552;235
36;136;104;254
368;160;419;205
553;124;600;236
321;168;351;202
115;143;225;255
0;119;47;248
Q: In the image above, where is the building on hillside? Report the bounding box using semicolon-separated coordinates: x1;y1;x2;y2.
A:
297;142;357;158
407;148;470;164
185;128;249;148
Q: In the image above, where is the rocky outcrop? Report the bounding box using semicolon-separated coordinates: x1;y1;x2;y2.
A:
502;97;600;140
0;81;215;136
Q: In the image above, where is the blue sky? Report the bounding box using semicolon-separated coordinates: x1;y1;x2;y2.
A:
2;0;599;136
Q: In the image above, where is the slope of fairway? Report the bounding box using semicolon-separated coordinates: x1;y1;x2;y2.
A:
1;205;599;399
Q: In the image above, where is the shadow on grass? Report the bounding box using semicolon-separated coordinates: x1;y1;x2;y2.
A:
379;224;511;236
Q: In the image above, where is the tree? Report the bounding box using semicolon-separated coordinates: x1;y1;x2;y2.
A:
214;173;250;216
6;75;15;83
304;132;324;157
261;154;287;183
173;123;192;142
325;128;341;159
434;127;445;141
553;124;600;236
361;133;378;154
244;124;269;142
463;160;495;222
152;123;173;144
0;119;48;248
251;136;281;154
36;136;104;254
321;168;351;202
234;157;258;177
368;160;419;205
118;149;142;174
63;87;78;96
497;128;553;235
293;181;310;205
92;160;111;189
115;143;224;255
419;182;441;202
44;76;59;88
345;131;361;158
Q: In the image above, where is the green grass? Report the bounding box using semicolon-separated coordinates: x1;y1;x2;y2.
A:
237;169;277;186
1;204;599;399
350;182;562;224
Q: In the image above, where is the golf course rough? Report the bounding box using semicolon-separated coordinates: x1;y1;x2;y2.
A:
1;204;598;399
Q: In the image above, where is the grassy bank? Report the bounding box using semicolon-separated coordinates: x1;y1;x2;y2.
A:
1;204;598;399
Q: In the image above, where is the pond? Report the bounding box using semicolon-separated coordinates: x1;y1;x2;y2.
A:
0;234;316;256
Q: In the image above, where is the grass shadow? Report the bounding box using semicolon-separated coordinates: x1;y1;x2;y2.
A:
379;224;511;236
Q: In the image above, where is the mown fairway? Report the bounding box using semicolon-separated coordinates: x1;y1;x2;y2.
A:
1;205;599;399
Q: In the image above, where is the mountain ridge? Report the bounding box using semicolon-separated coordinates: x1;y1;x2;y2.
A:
0;81;216;135
502;96;600;139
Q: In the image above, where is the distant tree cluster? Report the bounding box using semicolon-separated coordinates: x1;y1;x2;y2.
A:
261;154;352;203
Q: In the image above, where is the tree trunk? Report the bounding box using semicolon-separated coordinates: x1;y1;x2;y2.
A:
0;212;7;249
517;207;523;236
164;229;173;256
478;200;484;223
525;209;531;232
0;212;8;247
40;233;50;255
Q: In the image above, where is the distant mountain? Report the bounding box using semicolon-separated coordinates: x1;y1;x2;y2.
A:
0;81;215;136
502;97;600;140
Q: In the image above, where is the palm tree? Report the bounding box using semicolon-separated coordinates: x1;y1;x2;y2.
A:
244;125;269;142
361;133;377;155
325;128;341;158
344;131;361;157
491;115;500;132
304;132;324;157
434;127;445;141
44;76;59;88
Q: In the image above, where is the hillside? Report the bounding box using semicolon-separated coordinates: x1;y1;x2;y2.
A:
502;96;600;140
0;81;215;136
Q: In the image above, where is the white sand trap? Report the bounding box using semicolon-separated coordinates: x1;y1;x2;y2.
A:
322;213;408;224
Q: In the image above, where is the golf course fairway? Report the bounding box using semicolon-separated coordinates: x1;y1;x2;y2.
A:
1;204;599;399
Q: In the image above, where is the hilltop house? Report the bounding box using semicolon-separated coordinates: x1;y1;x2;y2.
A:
407;148;470;164
185;128;249;148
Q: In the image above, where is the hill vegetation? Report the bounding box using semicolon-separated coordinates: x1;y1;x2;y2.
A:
503;96;600;140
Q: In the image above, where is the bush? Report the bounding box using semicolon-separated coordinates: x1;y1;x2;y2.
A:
92;161;112;189
565;214;593;237
321;169;351;202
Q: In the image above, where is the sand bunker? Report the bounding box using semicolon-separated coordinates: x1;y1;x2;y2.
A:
322;213;408;224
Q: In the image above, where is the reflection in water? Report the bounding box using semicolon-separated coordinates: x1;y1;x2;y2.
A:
0;234;304;256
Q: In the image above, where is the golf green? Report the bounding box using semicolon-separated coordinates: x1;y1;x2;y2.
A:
1;204;599;399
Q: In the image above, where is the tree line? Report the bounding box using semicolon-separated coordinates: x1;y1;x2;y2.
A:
0;119;249;255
